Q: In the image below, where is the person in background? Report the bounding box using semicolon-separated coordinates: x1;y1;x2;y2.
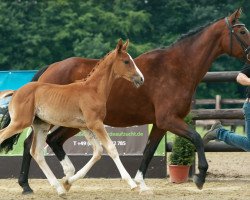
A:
203;63;250;151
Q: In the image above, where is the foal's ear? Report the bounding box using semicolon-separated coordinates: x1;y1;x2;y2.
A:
228;8;242;24
122;39;129;51
116;38;123;53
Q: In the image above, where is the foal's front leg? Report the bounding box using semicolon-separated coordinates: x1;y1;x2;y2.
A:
63;130;103;190
31;121;66;197
89;121;137;190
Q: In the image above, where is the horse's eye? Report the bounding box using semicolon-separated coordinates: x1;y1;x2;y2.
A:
124;60;129;64
240;30;246;35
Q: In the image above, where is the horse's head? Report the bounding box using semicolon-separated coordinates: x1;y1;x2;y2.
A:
112;39;144;88
221;8;250;62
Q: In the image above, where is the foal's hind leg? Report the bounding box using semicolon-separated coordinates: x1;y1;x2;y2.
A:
63;130;103;190
88;122;137;190
0;122;28;144
31;120;66;196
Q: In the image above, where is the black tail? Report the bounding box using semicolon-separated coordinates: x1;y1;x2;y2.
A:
0;104;21;153
31;65;49;82
0;65;49;153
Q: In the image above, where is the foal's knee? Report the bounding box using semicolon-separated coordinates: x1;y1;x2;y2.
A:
93;146;103;161
106;144;119;159
30;150;44;164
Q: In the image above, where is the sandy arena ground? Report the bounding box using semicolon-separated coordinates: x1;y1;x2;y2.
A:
0;152;250;200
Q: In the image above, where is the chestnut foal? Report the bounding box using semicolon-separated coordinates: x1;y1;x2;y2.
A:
0;39;144;196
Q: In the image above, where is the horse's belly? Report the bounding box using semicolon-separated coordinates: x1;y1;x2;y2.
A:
35;106;86;128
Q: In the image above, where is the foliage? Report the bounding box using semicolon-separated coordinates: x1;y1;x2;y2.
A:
0;0;249;100
169;115;195;166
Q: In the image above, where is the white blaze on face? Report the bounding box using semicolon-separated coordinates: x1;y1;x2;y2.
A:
128;53;144;82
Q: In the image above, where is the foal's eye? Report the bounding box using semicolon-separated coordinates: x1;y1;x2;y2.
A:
240;30;246;35
124;60;129;64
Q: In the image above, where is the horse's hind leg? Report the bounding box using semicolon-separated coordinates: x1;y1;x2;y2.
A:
18;128;34;194
31;119;66;196
63;130;103;190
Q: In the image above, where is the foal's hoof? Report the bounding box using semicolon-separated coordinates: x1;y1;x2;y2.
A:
139;188;154;195
58;192;67;199
62;180;72;192
193;175;204;190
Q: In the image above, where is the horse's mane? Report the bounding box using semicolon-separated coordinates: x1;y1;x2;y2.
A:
172;17;224;45
142;16;225;56
82;50;113;82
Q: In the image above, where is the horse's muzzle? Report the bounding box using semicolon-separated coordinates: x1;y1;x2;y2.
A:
132;75;144;88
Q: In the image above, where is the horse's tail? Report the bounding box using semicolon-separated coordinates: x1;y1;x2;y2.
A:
0;65;49;153
0;105;22;153
31;65;49;82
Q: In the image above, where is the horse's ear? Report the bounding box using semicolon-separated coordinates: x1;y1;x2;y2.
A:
122;39;129;51
228;8;242;24
116;38;123;53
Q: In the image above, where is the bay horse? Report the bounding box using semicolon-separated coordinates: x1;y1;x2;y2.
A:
0;39;144;196
1;8;250;194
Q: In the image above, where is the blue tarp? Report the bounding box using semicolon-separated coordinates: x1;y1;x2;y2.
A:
0;70;37;91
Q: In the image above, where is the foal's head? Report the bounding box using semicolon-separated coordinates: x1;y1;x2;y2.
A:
220;8;250;61
112;39;144;88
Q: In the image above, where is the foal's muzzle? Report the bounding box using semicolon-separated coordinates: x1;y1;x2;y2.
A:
132;75;144;88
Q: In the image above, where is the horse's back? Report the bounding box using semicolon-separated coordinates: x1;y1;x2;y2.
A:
39;57;98;84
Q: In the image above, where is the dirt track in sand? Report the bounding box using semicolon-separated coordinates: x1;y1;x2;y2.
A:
1;178;250;200
1;152;250;200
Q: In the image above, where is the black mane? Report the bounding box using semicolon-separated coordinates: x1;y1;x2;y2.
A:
169;17;224;47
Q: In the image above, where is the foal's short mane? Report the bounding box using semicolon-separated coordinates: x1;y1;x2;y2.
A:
82;50;113;82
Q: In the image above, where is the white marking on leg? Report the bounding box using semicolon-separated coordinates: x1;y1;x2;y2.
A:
67;130;103;184
31;123;65;196
103;139;137;189
60;155;75;179
48;125;60;134
134;170;151;192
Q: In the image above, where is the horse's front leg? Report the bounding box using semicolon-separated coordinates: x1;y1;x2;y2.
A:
31;120;66;197
134;124;165;193
167;117;208;189
46;127;77;180
88;121;137;190
63;130;103;191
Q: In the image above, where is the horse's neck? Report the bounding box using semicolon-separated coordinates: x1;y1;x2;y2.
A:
174;23;224;83
83;56;116;100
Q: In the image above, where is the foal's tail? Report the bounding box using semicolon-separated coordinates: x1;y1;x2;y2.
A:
0;65;49;153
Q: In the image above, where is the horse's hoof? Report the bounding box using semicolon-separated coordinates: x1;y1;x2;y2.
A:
62;180;72;192
22;190;34;195
131;185;138;191
193;175;204;190
22;186;34;195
